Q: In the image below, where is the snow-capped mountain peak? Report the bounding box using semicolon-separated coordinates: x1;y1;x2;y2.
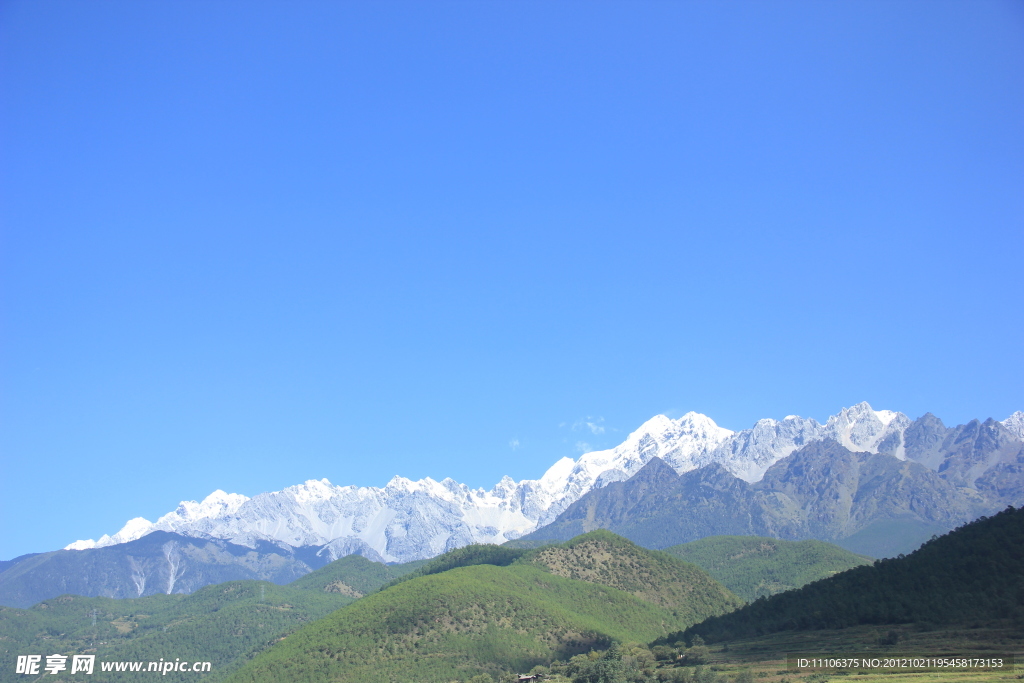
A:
173;490;250;520
678;410;732;434
537;456;576;491
66;516;157;550
823;401;910;456
874;409;900;426
1003;411;1024;440
68;402;1006;563
288;479;340;504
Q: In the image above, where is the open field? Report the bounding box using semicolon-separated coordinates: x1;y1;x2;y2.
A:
686;623;1024;682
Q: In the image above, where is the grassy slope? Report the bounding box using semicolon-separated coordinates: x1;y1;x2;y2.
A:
662;535;872;601
553;623;1024;683
659;623;1024;683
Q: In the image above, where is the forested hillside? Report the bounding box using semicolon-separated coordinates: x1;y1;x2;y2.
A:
525;531;741;619
660;506;1024;644
0;580;353;683
225;532;741;683
663;535;871;601
288;553;426;596
227;565;698;683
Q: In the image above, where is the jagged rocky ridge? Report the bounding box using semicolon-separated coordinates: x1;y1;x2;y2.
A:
519;415;1024;557
64;403;1024;564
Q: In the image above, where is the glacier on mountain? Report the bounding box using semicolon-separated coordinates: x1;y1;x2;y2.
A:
66;402;1022;563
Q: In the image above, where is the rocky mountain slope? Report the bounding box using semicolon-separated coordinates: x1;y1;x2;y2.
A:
518;415;1024;557
0;532;327;608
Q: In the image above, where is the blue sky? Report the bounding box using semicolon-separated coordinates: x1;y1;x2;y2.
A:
2;1;1022;560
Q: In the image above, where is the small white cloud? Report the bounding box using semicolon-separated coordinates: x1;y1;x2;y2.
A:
572;416;605;435
509;439;520;451
575;441;592;454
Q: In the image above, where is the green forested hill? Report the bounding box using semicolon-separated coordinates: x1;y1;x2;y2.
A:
377;531;742;621
227;564;707;683
661;506;1024;644
525;530;743;619
225;531;742;683
378;543;531;591
0;553;434;683
662;535;872;602
0;580;353;683
288;554;426;596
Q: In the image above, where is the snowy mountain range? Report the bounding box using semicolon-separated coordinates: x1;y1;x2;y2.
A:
66;402;1024;564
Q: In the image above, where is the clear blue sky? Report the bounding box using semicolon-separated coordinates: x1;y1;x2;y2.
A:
2;1;1022;560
